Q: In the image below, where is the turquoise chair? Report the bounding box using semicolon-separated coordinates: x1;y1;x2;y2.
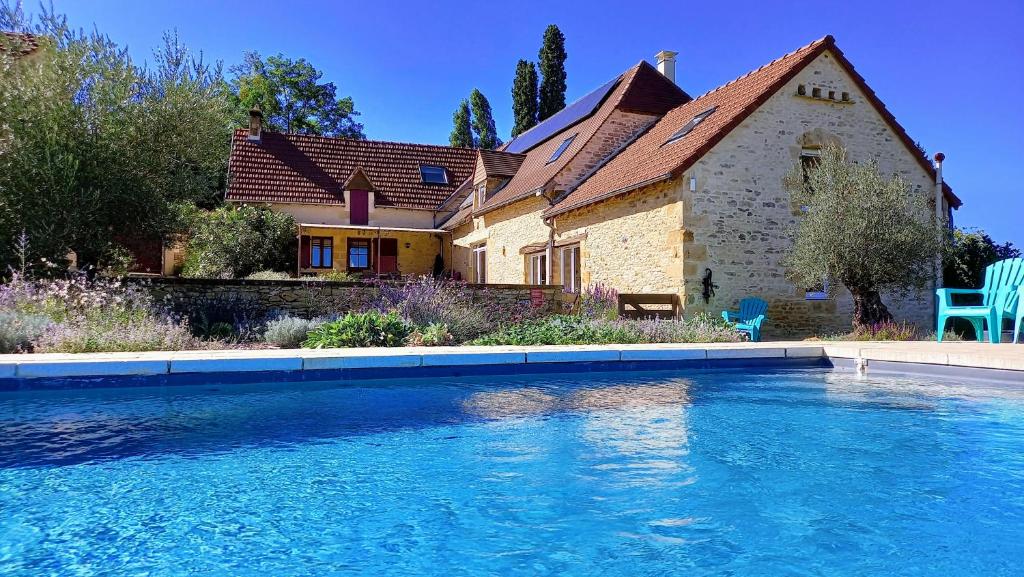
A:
722;297;769;342
1014;286;1024;344
936;258;1024;343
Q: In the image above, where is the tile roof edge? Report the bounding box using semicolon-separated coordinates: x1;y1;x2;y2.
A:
230;128;478;152
545;35;834;218
545;173;673;219
475;65;644;216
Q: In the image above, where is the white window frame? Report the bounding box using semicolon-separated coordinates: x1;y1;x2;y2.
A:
528;252;547;285
476;184;486;208
560;244;580;293
472;245;486;283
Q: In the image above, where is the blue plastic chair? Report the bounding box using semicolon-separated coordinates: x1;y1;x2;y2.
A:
936;258;1024;343
722;297;769;342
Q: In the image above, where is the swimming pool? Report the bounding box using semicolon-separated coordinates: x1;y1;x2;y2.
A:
1;368;1022;576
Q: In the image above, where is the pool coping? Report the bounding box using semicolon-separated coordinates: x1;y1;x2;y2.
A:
1;341;1022;387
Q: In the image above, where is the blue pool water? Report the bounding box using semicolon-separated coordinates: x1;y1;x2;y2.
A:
1;369;1023;576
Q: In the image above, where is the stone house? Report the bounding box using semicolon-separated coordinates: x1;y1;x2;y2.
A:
226;114;478;277
443;35;960;336
225;35;959;337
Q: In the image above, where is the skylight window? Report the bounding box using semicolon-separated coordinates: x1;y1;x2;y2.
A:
420;165;448;184
547;134;577;164
664;107;718;145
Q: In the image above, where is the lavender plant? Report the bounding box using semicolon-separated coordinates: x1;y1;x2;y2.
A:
579;283;619;320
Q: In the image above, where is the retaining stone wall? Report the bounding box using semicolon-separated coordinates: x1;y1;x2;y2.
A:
134;277;562;319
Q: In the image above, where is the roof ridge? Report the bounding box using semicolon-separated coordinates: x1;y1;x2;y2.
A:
689;35;832;101
233;128;478;152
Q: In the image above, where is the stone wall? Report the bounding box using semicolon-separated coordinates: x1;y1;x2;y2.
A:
676;49;939;337
137;277;562;319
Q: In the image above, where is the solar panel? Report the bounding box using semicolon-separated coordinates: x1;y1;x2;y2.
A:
504;76;621;154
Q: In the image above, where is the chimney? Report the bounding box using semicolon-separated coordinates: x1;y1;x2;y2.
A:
655;50;678;84
248;106;263;142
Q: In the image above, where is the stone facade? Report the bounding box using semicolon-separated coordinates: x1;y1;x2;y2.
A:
451;110;661;286
551;110;658;192
452;50;948;338
140;277;562;319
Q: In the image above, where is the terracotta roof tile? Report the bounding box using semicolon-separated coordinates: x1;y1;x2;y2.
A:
227;130;478;210
548;35;959;217
477;61;689;216
478;149;526;177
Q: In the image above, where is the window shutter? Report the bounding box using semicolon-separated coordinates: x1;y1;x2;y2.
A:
300;235;311;269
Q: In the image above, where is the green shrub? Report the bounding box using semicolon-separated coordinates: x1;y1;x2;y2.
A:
407;323;454;346
180;205;296;279
264;316;323;348
0;311;51;353
303;310;412;348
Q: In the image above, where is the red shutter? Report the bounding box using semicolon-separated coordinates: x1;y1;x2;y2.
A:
372;238;399;274
349;190;369;225
300;235;311;269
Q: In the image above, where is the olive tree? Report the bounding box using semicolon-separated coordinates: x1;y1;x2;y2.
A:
784;144;945;327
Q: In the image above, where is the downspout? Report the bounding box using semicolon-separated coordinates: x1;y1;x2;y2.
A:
933;152;945;322
536;190;558;286
296;223;303;277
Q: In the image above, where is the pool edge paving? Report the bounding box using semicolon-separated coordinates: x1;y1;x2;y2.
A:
0;341;1021;389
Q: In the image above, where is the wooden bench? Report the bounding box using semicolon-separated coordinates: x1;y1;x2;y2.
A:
618;293;681;320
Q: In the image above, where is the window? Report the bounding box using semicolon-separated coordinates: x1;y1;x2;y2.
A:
476;184;486;208
664;107;717;145
547;134;577;163
310;237;333;269
528;252;547;284
806;279;829;301
811;87;821;98
420;165;448;184
472;245;486;283
347;238;370;271
560;245;581;293
800;147;821;187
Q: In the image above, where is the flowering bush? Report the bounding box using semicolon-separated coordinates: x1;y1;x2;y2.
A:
34;314;202;353
0;272;206;353
579;283;619;320
375;277;495;343
470;314;742;346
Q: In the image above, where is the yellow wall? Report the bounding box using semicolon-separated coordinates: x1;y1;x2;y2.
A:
299;226;449;277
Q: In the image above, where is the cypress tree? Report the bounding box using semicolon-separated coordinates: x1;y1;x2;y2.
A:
537;24;567;121
469;89;501;150
449;99;473;148
511;59;539;138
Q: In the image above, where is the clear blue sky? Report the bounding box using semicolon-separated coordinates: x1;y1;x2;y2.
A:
30;0;1024;246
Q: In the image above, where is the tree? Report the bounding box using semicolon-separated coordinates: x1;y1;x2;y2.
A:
179;204;296;279
469;89;501;150
449;99;473;148
511;59;538;137
537;24;567;121
230;52;363;138
943;228;1020;288
0;5;232;274
784;145;945;327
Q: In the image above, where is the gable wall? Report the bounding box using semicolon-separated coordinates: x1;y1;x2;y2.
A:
676;50;940;336
552;110;659;192
451;109;659;285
